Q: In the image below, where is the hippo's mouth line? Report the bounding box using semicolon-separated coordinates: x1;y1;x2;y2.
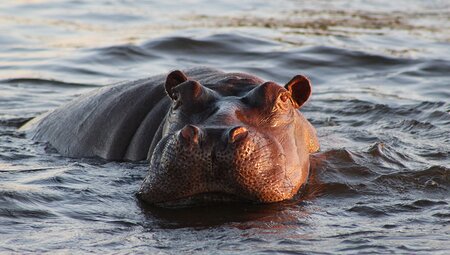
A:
153;192;251;208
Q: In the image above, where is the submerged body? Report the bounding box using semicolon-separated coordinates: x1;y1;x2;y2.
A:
27;67;319;205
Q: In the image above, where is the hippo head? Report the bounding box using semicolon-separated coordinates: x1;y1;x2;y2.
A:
138;70;318;206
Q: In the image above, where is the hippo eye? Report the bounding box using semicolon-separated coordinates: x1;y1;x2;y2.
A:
274;92;292;112
171;91;182;109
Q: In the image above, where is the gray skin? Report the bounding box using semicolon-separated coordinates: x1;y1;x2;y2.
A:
26;67;319;205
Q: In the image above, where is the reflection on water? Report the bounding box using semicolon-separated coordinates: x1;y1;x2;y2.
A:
0;0;449;254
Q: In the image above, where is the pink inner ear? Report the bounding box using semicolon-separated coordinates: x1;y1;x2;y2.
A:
165;70;188;97
284;75;311;108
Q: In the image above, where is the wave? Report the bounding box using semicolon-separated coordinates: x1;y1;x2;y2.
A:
0;117;33;128
91;44;160;63
1;78;98;88
82;33;425;77
312;146;449;198
374;165;450;190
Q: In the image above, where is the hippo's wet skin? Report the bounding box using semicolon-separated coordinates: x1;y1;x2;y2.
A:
27;67;319;205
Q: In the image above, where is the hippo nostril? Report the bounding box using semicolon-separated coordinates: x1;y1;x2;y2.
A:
180;124;201;145
228;126;249;144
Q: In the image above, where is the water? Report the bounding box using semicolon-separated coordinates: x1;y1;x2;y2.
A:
1;0;449;254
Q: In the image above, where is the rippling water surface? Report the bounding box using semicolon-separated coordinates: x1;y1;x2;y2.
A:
1;0;449;254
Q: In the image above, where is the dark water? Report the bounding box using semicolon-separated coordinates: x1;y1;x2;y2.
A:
1;0;449;254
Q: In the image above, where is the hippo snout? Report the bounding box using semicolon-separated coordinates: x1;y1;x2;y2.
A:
138;125;295;205
179;124;249;147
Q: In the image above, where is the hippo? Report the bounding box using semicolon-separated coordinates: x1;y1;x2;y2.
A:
25;67;319;206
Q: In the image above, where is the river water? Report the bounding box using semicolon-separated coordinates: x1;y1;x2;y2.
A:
1;0;449;254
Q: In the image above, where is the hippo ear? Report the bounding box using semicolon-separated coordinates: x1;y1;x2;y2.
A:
284;75;311;109
165;70;188;99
